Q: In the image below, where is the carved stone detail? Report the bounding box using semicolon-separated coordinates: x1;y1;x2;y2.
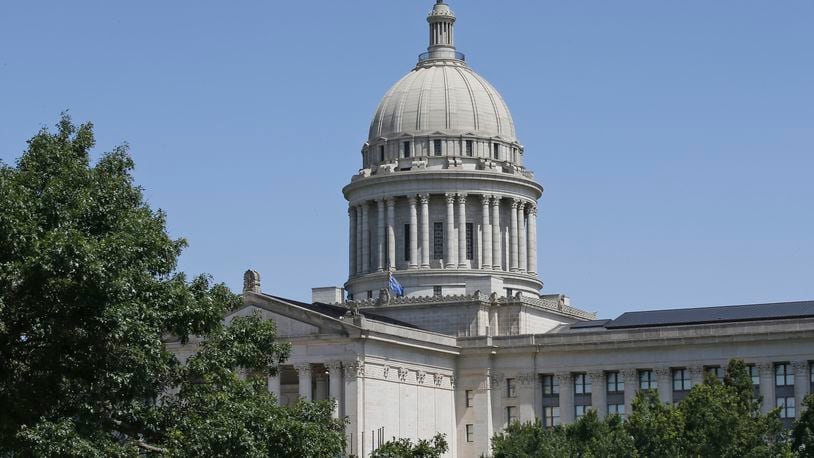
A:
243;269;261;293
398;367;409;382
416;370;427;385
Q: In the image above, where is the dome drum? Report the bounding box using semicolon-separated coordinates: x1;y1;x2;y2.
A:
362;135;524;171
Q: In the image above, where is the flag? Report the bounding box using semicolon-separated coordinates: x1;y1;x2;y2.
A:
388;272;404;297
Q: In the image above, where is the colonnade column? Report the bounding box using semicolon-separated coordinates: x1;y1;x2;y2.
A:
793;361;809;418
689;365;704;388
386;198;396;270
491;196;502;270
361;203;370;273
348;207;357;277
655;367;673;404
481;195;492;269
419;194;431;268
527;204;538;275
758;362;775;414
295;363;312;401
558;373;574;424
622;368;637;417
377;199;385;271
355;205;363;274
445;193;456;268
518;202;527;272
326;361;343;419
457;194;467;268
268;372;282;405
509;199;519;272
408;196;418;269
590;371;607;419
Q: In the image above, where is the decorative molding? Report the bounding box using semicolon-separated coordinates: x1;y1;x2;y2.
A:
418;193;430;205
792;360;809;371
433;373;444;386
294;363;312;376
555;373;572;384
620;368;638;381
398;367;409;382
517;372;537;385
416;370;427;385
654;367;671;378
343;361;364;380
325;361;343;374
382;365;391;380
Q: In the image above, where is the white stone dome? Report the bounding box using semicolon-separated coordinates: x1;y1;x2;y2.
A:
368;62;517;143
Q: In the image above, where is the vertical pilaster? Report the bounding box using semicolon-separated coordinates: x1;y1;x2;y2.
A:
558;373;574;424
419;194;431;268
758;362;775;414
361;203;370;273
445;193;456;268
327;361;343;419
793;361;809;418
355;205;363;274
518;202;527;272
590;371;607;419
527;204;538;275
348;207;357;277
509;199;519;272
491;196;502;271
481;195;492;269
622;368;637;416
689;365;705;388
457;194;468;268
386;198;396;269
268;372;282;405
377;199;386;271
296;363;313;401
408;196;418;269
655;367;672;404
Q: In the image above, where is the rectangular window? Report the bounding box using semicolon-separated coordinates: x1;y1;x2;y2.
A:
574;373;592;394
542;375;559;396
465;140;474;156
493;143;499;159
433;285;442;297
465;390;474;408
606;372;624;393
506;406;518;425
433;222;444;260
673;368;691;391
777;396;796;418
404;224;411;261
543;406;560;427
810;364;814;384
575;405;588;419
747;365;760;386
639;370;657;390
403;141;411;158
506;378;517;398
775;363;794;386
465;223;473;260
434;139;442;156
608;403;625;418
465;424;474;443
379;145;385;162
367;290;373;299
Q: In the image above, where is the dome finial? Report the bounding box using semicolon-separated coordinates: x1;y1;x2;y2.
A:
424;0;459;61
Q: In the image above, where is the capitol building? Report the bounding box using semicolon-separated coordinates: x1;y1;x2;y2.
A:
174;2;814;457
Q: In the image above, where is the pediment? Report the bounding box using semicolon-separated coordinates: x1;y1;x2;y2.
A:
230;293;360;338
229;305;320;337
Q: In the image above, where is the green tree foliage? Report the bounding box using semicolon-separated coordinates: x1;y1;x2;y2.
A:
492;359;799;458
0;115;345;456
793;395;814;457
369;433;448;458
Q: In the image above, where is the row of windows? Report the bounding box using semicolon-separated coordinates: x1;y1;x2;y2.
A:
371;140;522;163
430;222;473;261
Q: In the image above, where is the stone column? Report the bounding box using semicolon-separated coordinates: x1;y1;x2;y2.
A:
327;361;343;419
268;372;282;405
558;373;574;424
518;202;527;273
793;361;809;418
348;207;357;277
655;367;672;404
491;196;502;270
590;371;607;419
386;198;396;269
509;199;519;272
361;203;370;274
355;205;363;274
295;363;312;401
527;204;538;275
419;194;430;268
689;365;705;388
758;362;776;414
408;196;418;269
457;194;468;268
481;195;492;269
622;368;637;416
376;199;386;271
445;193;456;268
315;372;328;401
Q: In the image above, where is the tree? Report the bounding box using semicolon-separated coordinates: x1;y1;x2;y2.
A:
625;389;685;457
369;433;448;458
793;395;814;457
491;421;572;457
0;115;345;456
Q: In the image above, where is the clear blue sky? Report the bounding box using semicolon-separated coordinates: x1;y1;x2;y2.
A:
1;1;812;318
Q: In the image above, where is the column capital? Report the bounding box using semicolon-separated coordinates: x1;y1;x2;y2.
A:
528;203;538;216
654;367;672;378
294;363;312;375
688;365;705;377
588;370;606;382
343;361;365;380
517;201;526;211
407;195;417;205
756;362;774;373
491;195;502;205
792;360;809;371
325;361;343;373
457;193;467;204
480;194;491;205
444;193;456;204
418;193;430;204
621;368;638;381
510;198;520;209
385;197;396;207
556;372;572;384
348;206;355;216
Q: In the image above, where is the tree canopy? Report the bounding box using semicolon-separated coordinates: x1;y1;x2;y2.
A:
369;433;448;458
0;115;345;456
